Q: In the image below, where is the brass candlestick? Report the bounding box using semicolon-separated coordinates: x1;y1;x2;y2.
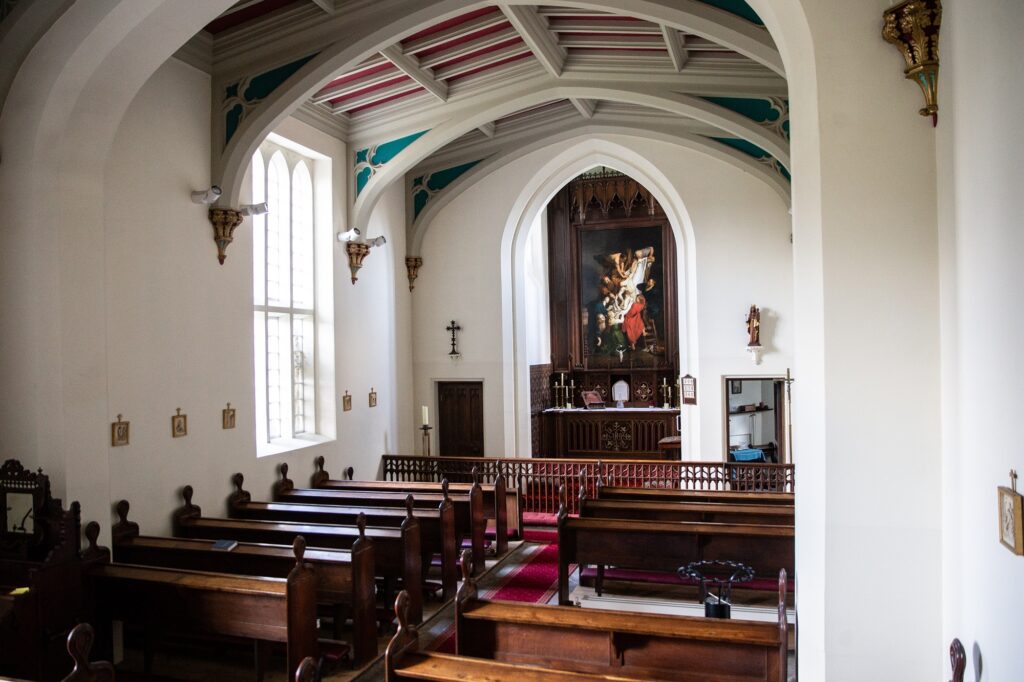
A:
420;425;432;456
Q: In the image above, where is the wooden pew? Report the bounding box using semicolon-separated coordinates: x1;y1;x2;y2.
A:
384;591;647;682
310;456;520;546
87;532;318;680
454;550;789;682
109;502;377;664
557;492;794;606
173;485;424;624
282;463;489;575
579;488;795;526
230;472;459;599
597;483;794;507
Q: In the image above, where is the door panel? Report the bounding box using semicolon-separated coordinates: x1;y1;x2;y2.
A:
438;382;484;457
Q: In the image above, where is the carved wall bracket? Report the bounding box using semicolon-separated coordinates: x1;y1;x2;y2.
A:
346;242;371;284
883;0;942;126
208;208;244;265
405;256;423;291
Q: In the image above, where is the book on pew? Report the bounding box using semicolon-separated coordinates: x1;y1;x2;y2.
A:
211;539;238;551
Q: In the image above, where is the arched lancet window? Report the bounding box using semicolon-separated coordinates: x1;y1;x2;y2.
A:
253;144;320;446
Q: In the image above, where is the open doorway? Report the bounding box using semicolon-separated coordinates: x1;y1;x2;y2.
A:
723;376;788;464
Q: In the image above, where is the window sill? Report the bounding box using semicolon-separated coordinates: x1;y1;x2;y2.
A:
257;434;334;458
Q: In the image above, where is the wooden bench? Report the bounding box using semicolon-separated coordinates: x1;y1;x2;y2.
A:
454;550;789;682
297;460;493;570
579;488;795;526
110;502;377;664
311;456;521;544
597;484;794;506
558;493;794;606
231;472;460;599
173;484;423;624
384;591;648;682
86;532;318;680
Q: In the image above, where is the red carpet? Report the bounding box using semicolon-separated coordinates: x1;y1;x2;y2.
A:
431;540;562;653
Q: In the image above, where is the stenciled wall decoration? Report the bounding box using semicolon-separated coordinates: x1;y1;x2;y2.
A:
111;414;130;447
354;130;428;195
222;54;318;147
171;408;187;438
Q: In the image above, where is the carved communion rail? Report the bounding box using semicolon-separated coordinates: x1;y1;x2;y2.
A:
380;456;794;516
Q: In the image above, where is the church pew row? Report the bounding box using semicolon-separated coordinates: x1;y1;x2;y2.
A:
596;483;795;507
84;528;319;680
579;488;795;526
298;459;494;568
385;591;649;682
557;495;794;606
310;455;520;545
454;551;789;682
109;502;377;664
232;472;460;599
173;484;424;624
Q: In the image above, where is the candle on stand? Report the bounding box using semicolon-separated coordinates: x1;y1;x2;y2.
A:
421;405;429;426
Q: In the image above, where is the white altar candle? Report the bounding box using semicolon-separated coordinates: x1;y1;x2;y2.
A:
421;405;429;426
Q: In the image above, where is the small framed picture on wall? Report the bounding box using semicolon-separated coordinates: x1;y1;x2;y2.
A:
222;403;236;430
111;415;130;447
171;408;188;438
999;473;1023;555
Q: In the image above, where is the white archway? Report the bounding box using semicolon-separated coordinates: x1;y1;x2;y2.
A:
485;136;702;459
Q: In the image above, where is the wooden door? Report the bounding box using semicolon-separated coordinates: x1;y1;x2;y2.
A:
437;381;484;457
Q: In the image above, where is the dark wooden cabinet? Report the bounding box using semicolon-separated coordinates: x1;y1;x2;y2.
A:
438;381;484;457
541;409;679;459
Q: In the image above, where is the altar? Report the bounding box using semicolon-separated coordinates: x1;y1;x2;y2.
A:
540;407;680;460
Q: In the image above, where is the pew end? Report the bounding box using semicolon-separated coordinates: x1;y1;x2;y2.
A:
950;638;966;682
62;623;115;682
274;462;295;497
295;656;319;682
311;456;328;487
171;485;201;534
111;500;140;546
81;521;111;566
384;591;420;680
228;472;252;509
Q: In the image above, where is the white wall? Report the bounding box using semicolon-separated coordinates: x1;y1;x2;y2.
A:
96;57;406;535
940;1;1024;679
523;211;551;367
413;133;793;459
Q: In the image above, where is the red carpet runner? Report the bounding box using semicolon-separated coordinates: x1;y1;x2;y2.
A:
432;540;561;653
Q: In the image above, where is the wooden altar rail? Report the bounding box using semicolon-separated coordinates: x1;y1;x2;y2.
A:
380;456;794;516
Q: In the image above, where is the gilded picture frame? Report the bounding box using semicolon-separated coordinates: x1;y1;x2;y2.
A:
998;486;1023;555
369;388;377;408
111;415;130;447
222;403;236;430
171;408;188;438
343;391;352;412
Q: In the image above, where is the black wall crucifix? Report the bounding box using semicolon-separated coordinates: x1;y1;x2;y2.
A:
446;320;462;358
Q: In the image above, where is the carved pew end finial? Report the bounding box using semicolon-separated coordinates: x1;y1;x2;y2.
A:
182;485;195;508
471;466;480;484
357;513;367;539
459;548;473;584
405;494;415;518
232;472;244;492
293;536;306;566
295;657;319;682
280;462;289;478
315;455;325;473
345;466;354;481
115;500;130;523
441;478;450;500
